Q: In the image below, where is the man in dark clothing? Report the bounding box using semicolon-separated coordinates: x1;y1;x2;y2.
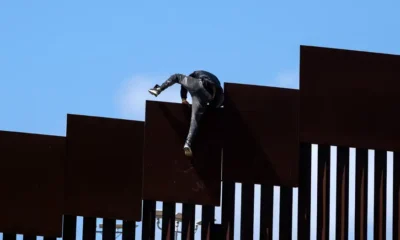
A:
148;70;224;157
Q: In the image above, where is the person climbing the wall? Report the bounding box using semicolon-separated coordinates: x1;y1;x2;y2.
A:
148;70;224;157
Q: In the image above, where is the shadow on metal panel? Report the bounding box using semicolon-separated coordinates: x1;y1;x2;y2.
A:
300;45;400;151
143;101;222;206
223;83;299;187
0;130;65;237
65;114;143;221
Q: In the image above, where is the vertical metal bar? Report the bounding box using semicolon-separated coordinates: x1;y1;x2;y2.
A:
336;146;349;240
374;150;387;240
240;183;254;240
221;181;235;240
62;215;77;240
122;220;136;240
393;152;400;240
201;205;215;240
43;237;56;240
102;219;116;240
161;202;175;240
82;217;96;240
23;236;36;240
317;144;330;240
3;234;17;240
141;200;156;240
181;203;195;240
259;184;274;240
297;143;312;239
210;224;223;240
355;148;368;240
279;187;293;240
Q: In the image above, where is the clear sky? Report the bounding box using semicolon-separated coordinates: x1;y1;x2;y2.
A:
0;1;399;240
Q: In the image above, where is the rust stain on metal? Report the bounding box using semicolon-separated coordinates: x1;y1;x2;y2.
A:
142;101;222;206
300;45;400;151
65;114;143;221
0;130;65;237
223;82;299;187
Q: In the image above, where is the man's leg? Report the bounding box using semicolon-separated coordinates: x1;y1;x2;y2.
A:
149;74;187;97
183;96;207;157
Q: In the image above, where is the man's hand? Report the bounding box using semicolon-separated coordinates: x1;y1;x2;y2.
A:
182;99;189;105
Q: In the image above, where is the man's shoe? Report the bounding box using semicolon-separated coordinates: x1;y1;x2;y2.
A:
148;84;161;97
183;143;193;157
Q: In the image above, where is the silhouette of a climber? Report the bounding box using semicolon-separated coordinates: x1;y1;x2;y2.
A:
148;70;224;157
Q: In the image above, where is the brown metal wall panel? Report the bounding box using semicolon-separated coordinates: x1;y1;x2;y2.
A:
141;200;156;240
65;114;143;221
300;45;400;151
62;215;77;240
0;131;65;237
82;217;96;240
297;143;312;239
221;181;235;240
279;187;293;240
223;83;299;187
240;183;254;240
316;145;330;240
374;150;387;240
102;219;116;240
143;101;222;205
335;147;349;240
161;202;176;240
122;220;136;240
259;184;274;240
355;149;368;240
181;204;195;240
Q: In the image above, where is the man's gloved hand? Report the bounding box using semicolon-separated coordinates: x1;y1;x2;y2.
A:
182;98;189;105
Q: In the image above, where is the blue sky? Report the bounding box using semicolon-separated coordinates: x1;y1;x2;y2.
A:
1;1;399;239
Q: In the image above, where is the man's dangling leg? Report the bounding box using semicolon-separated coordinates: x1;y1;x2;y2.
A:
148;74;187;97
183;96;207;157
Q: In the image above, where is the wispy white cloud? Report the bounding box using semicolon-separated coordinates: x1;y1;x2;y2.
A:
115;74;189;121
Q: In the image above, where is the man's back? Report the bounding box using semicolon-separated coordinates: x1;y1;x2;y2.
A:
189;70;221;87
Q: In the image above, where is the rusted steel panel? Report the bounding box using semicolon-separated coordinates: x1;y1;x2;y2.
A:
0;130;65;237
221;181;235;240
65;114;143;221
336;147;349;240
297;143;312;239
181;204;195;240
279;187;293;240
355;148;368;240
240;183;254;240
141;200;156;240
143;101;222;206
300;45;400;151
259;184;274;240
374;150;387;240
317;145;330;240
223;82;299;187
